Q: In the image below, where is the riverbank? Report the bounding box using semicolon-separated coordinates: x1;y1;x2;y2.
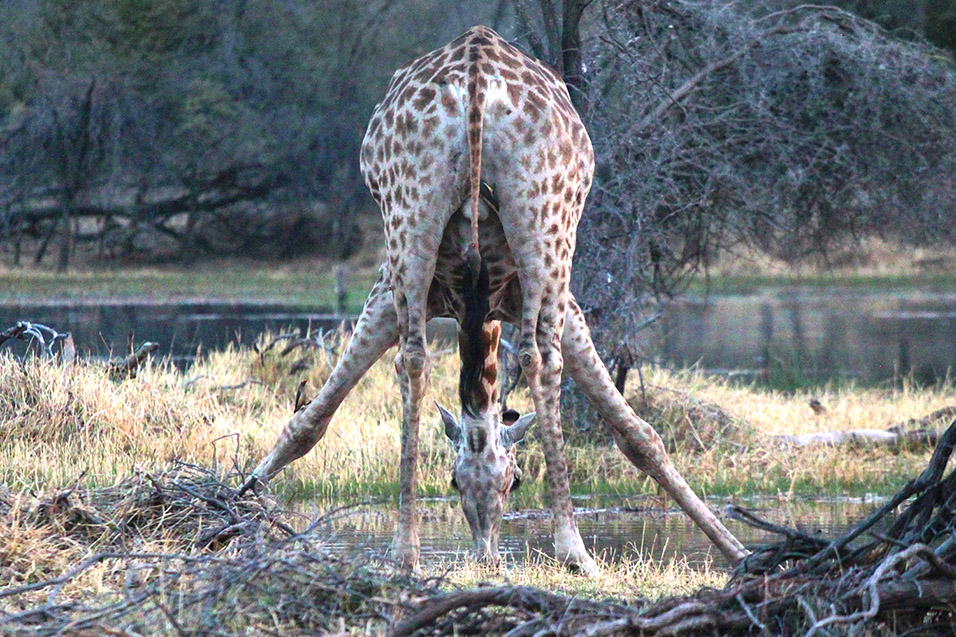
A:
5;239;956;305
2;333;949;500
0;256;382;311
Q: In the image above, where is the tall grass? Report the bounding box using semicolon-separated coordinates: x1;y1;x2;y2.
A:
1;335;952;502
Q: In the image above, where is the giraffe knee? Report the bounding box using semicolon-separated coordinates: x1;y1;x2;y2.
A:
403;341;428;378
519;345;542;376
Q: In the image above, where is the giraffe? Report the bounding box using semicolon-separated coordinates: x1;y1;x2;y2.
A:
242;25;747;573
437;252;536;565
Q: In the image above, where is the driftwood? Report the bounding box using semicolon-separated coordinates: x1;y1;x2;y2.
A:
774;406;956;448
0;323;27;347
0;322;68;357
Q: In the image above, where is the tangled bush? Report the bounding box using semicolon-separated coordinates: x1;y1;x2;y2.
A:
574;2;956;357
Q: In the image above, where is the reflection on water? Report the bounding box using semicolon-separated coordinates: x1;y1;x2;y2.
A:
660;291;956;383
303;495;880;568
4;290;956;383
0;300;352;365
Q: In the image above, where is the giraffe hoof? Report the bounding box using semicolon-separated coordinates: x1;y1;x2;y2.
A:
390;532;422;574
555;527;599;576
565;554;599;577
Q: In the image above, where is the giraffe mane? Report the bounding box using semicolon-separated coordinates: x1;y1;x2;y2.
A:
459;258;491;418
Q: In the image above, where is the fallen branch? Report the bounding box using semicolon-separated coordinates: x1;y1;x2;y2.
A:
775;428;899;447
0;322;27;347
107;341;159;380
387;421;956;635
0;321;68;357
775;407;956;448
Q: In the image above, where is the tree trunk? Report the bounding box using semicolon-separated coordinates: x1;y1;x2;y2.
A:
561;0;589;115
56;204;73;272
613;359;629;394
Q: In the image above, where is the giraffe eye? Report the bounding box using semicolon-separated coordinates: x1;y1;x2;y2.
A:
509;465;522;493
510;474;521;493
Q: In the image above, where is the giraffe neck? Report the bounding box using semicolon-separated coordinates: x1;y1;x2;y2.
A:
458;260;499;416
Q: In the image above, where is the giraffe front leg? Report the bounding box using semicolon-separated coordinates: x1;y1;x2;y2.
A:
240;270;398;494
561;297;748;564
390;287;430;573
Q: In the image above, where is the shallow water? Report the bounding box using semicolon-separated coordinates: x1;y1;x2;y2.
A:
5;289;956;383
303;495;882;567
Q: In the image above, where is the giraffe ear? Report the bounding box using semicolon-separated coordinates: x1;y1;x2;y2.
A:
436;403;460;444
501;412;535;448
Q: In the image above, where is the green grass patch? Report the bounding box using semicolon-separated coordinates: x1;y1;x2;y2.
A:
0;258;380;312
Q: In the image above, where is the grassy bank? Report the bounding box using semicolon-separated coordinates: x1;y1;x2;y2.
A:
5;239;956;307
692;238;956;295
0;334;952;601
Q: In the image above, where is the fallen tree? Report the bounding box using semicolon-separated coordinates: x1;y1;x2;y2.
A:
775;406;956;448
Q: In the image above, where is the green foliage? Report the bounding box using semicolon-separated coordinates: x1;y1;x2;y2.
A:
110;0;206;59
177;78;240;153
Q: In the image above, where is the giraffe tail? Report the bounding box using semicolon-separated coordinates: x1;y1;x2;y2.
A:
465;36;488;286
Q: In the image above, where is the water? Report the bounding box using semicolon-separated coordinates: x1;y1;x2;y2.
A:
658;290;956;384
4;290;956;383
0;300;353;365
307;495;880;567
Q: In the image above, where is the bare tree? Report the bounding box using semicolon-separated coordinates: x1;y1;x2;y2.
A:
569;1;956;378
511;0;592;113
0;0;502;265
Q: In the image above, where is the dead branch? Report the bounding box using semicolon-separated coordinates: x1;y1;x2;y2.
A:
0;321;69;357
107;341;159;380
640;22;809;128
0;322;27;347
775;428;900;447
775;407;956;448
888;405;956;436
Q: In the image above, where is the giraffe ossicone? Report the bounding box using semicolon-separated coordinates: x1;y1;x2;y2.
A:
243;25;747;573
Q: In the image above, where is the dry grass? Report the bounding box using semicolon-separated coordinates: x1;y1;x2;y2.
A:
1;332;952;500
1;333;954;614
631;365;956;496
442;551;726;601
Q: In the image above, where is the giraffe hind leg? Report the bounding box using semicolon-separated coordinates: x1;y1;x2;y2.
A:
532;292;598;575
240;269;398;494
561;296;748;564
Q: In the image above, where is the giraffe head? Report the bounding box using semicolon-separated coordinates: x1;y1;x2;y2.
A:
438;404;535;563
